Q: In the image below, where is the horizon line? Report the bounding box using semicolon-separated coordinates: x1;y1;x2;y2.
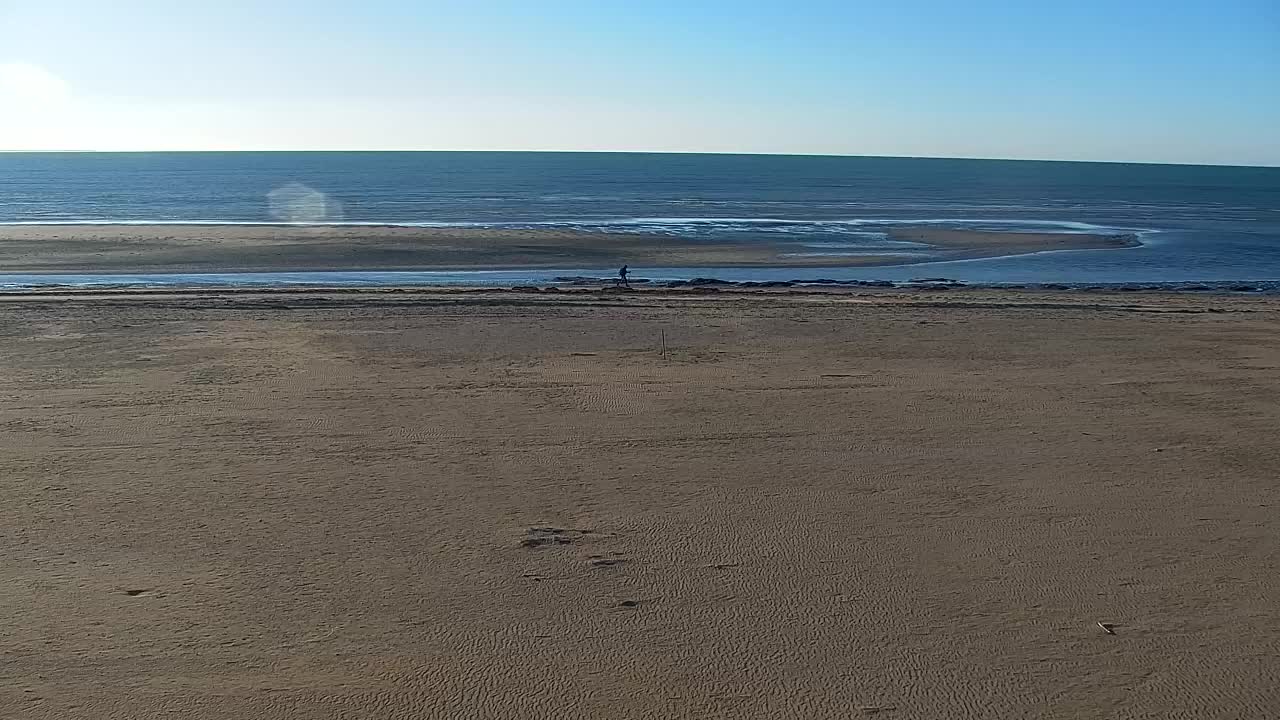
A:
0;148;1275;170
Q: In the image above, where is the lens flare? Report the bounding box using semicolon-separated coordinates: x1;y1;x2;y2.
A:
0;62;71;105
267;183;344;223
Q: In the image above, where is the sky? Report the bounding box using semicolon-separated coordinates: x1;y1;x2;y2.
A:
0;1;1277;165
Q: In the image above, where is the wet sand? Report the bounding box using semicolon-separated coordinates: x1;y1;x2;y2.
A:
0;224;1139;273
2;288;1277;718
887;226;1140;252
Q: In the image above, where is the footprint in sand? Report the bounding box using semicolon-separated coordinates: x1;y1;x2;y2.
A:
520;526;586;548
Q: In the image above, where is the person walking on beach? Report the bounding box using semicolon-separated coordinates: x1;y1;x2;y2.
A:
618;264;630;287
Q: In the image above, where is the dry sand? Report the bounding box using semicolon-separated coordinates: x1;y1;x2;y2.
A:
0;224;1138;273
2;288;1277;718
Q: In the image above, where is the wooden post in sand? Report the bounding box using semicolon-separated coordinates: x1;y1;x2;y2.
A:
660;329;667;359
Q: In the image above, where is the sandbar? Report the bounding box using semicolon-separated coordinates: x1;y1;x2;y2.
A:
0;224;1139;273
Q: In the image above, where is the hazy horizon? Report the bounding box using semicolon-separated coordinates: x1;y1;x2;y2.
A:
3;149;1279;170
2;1;1277;165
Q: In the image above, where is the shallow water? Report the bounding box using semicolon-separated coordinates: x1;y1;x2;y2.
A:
2;269;1277;294
1;152;1277;283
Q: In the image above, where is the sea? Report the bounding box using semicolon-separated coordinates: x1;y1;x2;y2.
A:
2;151;1278;290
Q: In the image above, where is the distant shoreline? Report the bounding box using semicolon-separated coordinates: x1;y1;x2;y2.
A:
0;224;1140;275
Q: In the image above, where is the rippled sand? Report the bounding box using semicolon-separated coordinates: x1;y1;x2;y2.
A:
3;288;1276;718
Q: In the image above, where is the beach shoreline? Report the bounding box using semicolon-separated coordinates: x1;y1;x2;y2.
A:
3;288;1277;718
0;224;1140;274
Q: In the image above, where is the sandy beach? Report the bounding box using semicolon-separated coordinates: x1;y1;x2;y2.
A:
0;225;1139;273
2;287;1277;718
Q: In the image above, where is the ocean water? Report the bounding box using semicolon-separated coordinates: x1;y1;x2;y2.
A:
1;151;1278;286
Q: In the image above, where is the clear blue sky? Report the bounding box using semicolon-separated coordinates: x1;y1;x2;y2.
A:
1;0;1276;164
